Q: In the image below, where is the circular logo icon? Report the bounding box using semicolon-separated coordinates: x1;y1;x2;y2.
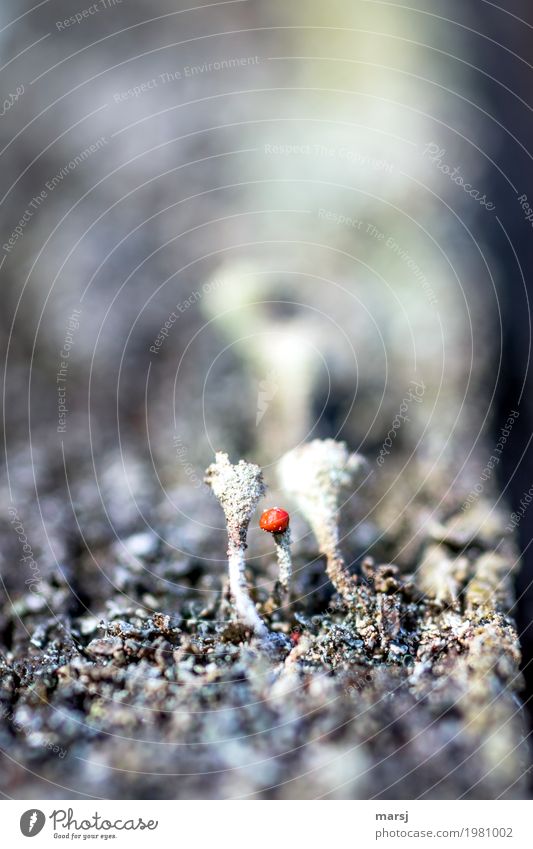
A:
20;810;46;837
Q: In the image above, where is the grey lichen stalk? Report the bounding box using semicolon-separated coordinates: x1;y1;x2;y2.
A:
205;452;269;638
278;439;366;600
273;527;292;596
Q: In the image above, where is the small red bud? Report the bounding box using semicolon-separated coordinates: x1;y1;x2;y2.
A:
259;507;290;534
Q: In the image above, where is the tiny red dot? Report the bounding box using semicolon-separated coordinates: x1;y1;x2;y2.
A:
259;507;290;534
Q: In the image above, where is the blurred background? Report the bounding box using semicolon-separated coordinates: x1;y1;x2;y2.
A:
1;0;533;797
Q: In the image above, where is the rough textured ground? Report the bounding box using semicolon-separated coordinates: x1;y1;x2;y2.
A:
0;482;528;800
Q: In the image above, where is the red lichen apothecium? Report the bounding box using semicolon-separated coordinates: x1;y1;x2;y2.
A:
259;507;290;534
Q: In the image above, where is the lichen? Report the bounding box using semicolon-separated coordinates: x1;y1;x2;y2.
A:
278;438;366;599
205;451;268;638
